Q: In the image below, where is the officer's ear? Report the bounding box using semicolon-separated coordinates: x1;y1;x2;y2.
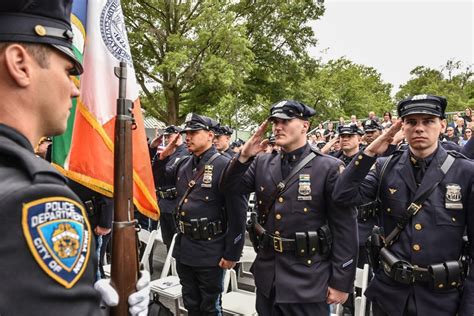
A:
301;120;310;134
440;118;447;131
2;44;34;88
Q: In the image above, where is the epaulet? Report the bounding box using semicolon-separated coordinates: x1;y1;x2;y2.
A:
446;150;468;159
0;136;66;185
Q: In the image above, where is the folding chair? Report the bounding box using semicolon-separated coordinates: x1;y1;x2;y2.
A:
103;228;158;277
331;263;370;316
222;246;257;315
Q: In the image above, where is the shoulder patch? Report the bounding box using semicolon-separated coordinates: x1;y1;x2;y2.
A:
22;197;92;288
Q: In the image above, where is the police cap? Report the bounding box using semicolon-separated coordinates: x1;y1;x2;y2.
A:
268;134;276;145
338;124;364;136
181;113;219;132
0;0;83;75
163;125;182;135
363;119;382;132
214;125;233;136
397;94;447;119
269;100;316;121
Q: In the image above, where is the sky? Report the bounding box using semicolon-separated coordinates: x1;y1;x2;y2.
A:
309;0;473;95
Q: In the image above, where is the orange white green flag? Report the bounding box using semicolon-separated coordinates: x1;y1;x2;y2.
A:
51;0;159;220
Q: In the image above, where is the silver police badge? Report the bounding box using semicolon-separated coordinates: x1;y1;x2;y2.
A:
298;174;312;200
445;183;463;209
202;165;213;188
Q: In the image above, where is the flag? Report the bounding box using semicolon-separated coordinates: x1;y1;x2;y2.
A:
51;0;159;220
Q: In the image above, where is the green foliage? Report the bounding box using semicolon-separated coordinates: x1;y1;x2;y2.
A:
396;60;474;112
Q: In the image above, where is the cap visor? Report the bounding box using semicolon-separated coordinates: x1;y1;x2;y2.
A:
269;113;293;120
401;110;441;118
52;44;83;75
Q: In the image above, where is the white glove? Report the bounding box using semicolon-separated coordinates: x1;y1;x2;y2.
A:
94;278;119;307
94;270;150;316
128;270;150;316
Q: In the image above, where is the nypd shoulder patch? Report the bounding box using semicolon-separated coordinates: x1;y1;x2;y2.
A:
22;197;92;288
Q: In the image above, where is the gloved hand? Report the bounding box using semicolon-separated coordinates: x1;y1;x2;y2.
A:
94;270;150;316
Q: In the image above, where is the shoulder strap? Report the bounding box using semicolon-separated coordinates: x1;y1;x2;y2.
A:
385;153;456;247
262;152;317;220
175;152;220;212
376;154;394;203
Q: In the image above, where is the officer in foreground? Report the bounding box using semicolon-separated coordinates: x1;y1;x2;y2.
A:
0;1;148;315
333;95;474;315
221;100;358;315
213;125;236;158
151;125;188;250
154;113;247;315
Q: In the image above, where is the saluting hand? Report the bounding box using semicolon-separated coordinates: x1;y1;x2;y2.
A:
365;119;402;157
239;120;269;163
159;134;180;160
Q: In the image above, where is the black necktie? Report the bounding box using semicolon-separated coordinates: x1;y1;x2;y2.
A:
413;159;427;186
192;156;201;174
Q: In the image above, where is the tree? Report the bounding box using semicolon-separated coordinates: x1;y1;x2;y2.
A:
396;60;474;112
122;0;325;126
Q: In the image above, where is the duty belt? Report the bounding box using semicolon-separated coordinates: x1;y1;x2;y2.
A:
178;218;224;240
380;247;464;289
357;201;379;222
256;225;332;258
157;188;177;199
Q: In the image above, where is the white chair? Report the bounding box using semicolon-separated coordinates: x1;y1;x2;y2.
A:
354;264;369;316
331;263;370;316
103;228;158;277
151;234;231;315
221;246;257;316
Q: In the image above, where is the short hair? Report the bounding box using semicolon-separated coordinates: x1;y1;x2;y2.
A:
0;42;51;69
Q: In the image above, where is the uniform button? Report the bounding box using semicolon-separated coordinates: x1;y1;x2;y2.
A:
451;281;457;287
303;208;308;213
414;223;422;230
184;198;188;203
278;197;284;203
181;211;186;216
452;217;456;222
205;196;209;200
358;155;363;160
300;249;305;254
386;208;391;213
355;161;360;166
438;283;444;289
413;244;421;251
259;200;262;205
274;231;280;235
275;214;282;220
307;259;312;264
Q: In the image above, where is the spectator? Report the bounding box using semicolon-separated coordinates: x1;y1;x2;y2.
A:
323;122;336;141
442;126;460;144
462;108;472;124
448;114;459;129
381;111;392;129
338;116;345;128
368;111;378;122
454;117;466;137
350;115;357;125
461;128;472;146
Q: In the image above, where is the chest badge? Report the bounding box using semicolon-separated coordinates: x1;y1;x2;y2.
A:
202;164;213;188
298;174;312;201
389;188;397;195
445;183;463;209
22;197;91;288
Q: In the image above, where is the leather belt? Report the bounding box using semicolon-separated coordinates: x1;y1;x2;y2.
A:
178;219;223;240
157;188;177;199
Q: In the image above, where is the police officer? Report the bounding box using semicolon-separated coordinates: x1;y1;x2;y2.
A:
0;1;148;314
330;124;364;165
151;125;189;250
213;125;235;158
362;119;383;145
154;113;247;315
333;95;474;315
221;100;358;315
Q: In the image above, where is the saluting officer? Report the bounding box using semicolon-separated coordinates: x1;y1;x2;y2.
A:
362;119;383;145
330;124;364;165
154;113;247;315
213;125;236;158
0;1;149;315
333;95;474;315
151;125;189;250
221;100;358;315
